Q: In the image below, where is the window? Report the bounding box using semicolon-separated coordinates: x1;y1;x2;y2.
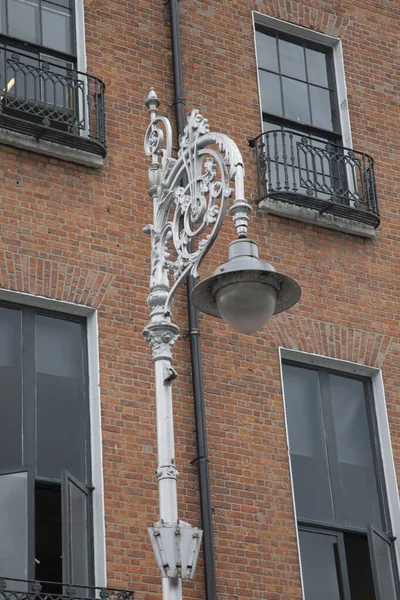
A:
253;21;380;231
255;25;341;142
0;0;75;55
0;303;93;588
0;0;106;159
0;0;76;117
282;361;399;600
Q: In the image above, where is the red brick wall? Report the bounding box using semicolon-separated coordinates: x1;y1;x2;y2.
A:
1;0;400;599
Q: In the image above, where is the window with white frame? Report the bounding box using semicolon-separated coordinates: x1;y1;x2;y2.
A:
250;17;386;230
0;0;106;158
281;360;399;600
0;303;94;590
255;25;342;141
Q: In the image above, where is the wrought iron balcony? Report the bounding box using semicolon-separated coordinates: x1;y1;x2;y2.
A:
251;130;380;229
0;41;106;157
0;578;134;600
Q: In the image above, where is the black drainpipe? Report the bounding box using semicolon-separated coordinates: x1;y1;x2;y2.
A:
169;1;217;599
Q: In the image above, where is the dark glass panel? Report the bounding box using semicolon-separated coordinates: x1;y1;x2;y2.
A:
44;0;71;7
344;535;375;600
298;529;343;600
36;315;83;379
35;486;62;588
0;471;28;582
310;85;333;130
42;2;72;54
70;480;89;586
282;77;310;124
37;374;85;480
279;38;306;80
0;368;22;469
63;476;89;587
255;30;278;73
282;364;334;523
0;306;21;367
0;308;22;469
8;0;40;43
368;526;398;600
329;375;383;528
259;70;282;117
306;48;329;86
0;0;5;33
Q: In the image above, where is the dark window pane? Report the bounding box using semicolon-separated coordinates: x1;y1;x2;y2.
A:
306;48;329;86
279;38;306;80
263;120;281;133
36;315;86;481
37;374;85;480
345;535;375;600
282;78;310;124
0;308;22;469
45;0;70;7
63;477;89;587
0;471;28;582
329;375;383;528
259;70;282;117
0;0;5;33
35;486;62;587
8;0;39;43
255;31;278;72
298;530;343;600
0;368;22;469
36;315;83;379
0;306;21;367
282;365;334;523
368;526;398;600
310;86;333;130
42;2;72;54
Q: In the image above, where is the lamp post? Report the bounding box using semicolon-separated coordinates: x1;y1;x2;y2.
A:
143;89;301;600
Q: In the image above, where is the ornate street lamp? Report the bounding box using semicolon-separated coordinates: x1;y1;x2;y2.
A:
143;88;301;600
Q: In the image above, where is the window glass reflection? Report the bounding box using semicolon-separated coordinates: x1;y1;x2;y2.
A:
259;71;282;117
299;530;343;600
279;38;306;79
283;365;334;523
256;31;278;72
8;0;40;43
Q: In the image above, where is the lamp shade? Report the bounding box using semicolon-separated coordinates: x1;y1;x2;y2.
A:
191;239;301;335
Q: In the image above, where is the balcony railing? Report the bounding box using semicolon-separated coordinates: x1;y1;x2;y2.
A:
251;130;380;228
0;41;106;156
0;578;134;600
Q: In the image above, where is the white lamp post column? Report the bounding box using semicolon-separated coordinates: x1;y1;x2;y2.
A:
142;89;301;600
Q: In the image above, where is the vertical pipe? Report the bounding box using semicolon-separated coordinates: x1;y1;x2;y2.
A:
169;2;217;599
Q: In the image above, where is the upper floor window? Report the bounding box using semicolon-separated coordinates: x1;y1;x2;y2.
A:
0;0;75;58
282;361;399;600
252;21;380;233
255;25;341;142
0;304;93;589
0;0;106;162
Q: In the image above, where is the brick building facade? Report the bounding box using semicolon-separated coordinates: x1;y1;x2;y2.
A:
0;1;399;600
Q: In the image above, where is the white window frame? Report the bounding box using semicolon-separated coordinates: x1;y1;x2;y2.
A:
0;288;107;587
278;347;400;596
252;11;352;148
